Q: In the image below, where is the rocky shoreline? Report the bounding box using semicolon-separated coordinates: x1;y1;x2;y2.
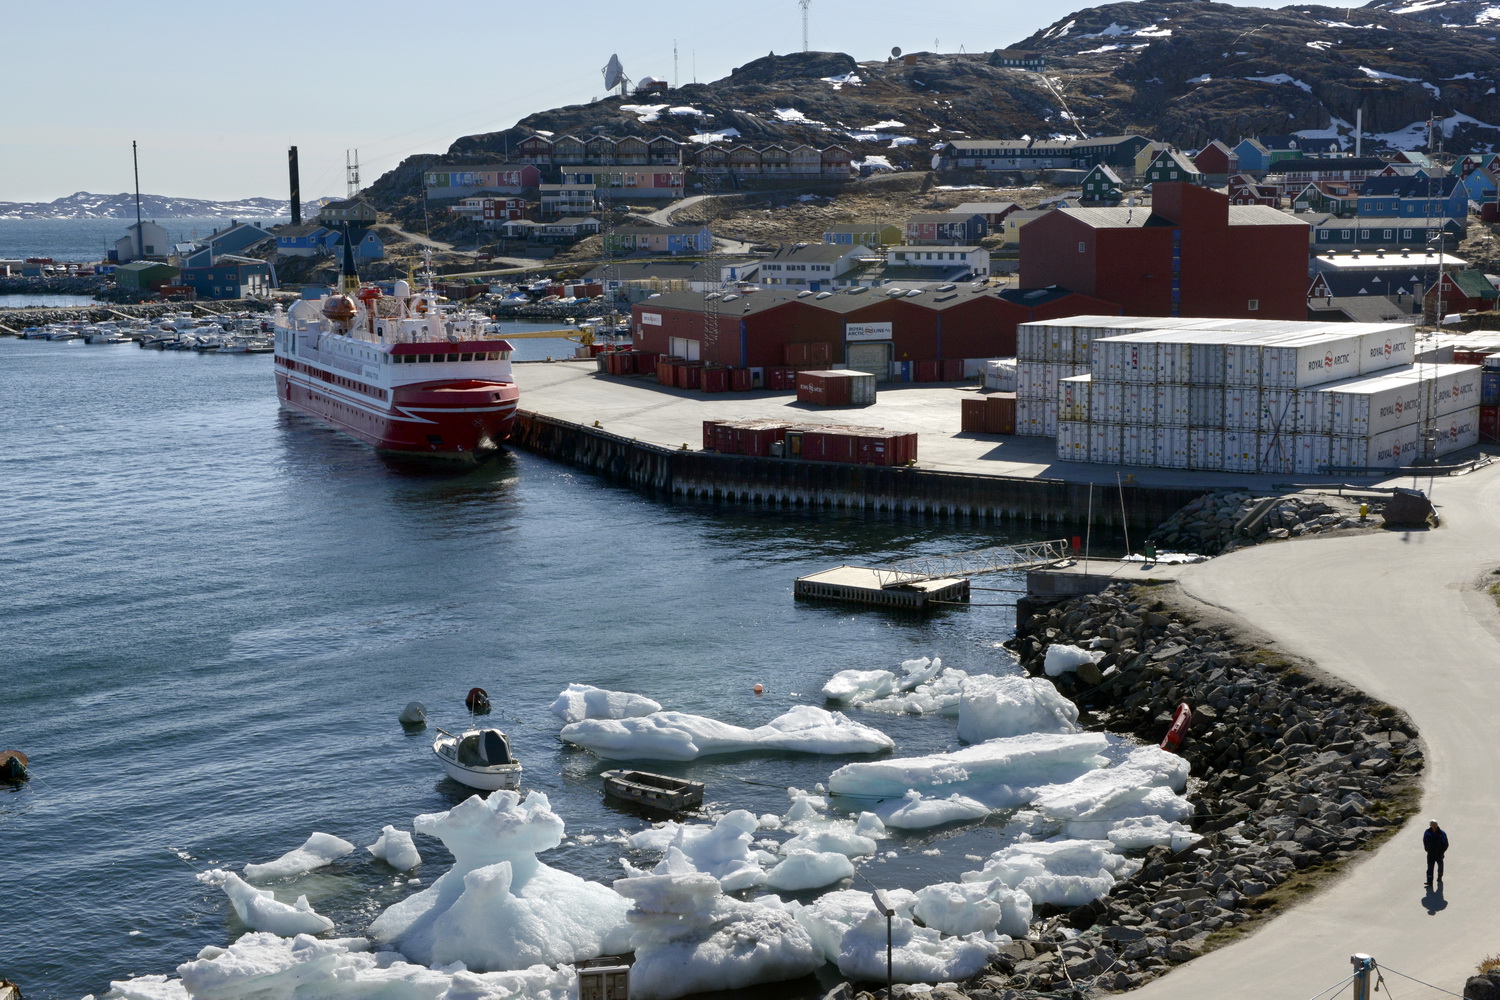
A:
0;298;273;332
829;579;1425;1000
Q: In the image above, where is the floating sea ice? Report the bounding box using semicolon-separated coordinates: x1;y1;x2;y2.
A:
1042;644;1106;677
779;787;881;857
828;732;1109;807
560;705;893;761
628;812;775;891
549;683;662;724
822;657;977;716
242;832;355;881
912;878;1032;937
366;826;421;871
820;669;895;704
874;790;992;829
962;838;1135;908
367;791;630;970
616;871;822;1000
107;973;189;1000
956;673;1080;742
145;931;578;1000
198;870;334;936
1029;745;1192;839
766;849;854;890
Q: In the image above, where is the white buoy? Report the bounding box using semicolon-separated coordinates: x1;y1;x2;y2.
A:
399;702;427;726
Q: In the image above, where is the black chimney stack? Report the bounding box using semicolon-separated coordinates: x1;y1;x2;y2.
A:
288;145;302;225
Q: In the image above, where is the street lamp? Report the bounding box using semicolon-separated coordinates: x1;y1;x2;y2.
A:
872;889;895;997
1421;232;1444;464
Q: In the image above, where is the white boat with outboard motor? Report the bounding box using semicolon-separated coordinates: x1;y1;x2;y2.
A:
433;726;522;791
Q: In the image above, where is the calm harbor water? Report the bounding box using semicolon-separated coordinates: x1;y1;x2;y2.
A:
0;336;1060;999
0;217;287;263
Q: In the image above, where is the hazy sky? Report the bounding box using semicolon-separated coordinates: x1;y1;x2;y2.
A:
4;0;1297;203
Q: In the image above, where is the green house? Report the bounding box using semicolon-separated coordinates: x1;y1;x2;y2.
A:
114;260;179;291
1080;164;1124;205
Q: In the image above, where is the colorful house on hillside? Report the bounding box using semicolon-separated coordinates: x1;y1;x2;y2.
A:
1425;268;1500;320
177;255;275;300
905;212;987;245
823;224;903;247
1228;174;1281;207
1357;175;1467;221
1193;140;1238;180
1080;164;1124;204
604;225;712;255
1312;215;1466;251
1292;181;1359;216
1142;149;1203;187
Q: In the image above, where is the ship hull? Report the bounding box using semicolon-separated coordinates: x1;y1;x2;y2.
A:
276;370;519;462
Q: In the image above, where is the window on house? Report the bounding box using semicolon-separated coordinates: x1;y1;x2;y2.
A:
1248;299;1259;311
1078;242;1086;253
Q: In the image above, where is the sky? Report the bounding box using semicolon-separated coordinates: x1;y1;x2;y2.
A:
3;0;1299;204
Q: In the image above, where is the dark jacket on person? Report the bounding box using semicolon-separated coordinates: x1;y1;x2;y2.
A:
1423;827;1449;856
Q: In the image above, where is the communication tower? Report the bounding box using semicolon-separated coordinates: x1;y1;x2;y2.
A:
602;54;631;97
800;0;811;52
346;150;361;197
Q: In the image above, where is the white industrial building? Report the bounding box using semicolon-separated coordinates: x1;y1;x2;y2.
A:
1015;316;1479;474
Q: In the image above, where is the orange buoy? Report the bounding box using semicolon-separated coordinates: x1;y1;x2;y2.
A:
753;683;764;695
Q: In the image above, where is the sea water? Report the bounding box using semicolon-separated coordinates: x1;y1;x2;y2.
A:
0;337;1068;999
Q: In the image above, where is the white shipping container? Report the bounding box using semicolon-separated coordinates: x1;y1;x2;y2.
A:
1259;388;1299;433
1071;328;1094;367
1121;424;1154;466
1189;341;1228;385
1223;430;1259;472
1121;383;1150;424
1090;421;1121;463
1189;428;1224;470
1224;386;1263;430
1357;326;1416;374
1042;406;1058;437
1293;433;1332;475
1058;374;1092;422
1225;343;1262;386
1155;383;1190;425
1155;341;1188;383
1017;325;1046;363
1122;340;1158;383
1097;380;1126;423
1429;365;1482;416
1295;389;1331;435
1259;430;1296;474
1188;385;1224;427
1057;419;1090;461
1155;425;1190;468
1434;406;1481;456
1286;334;1363;389
1016;361;1049;399
1329;423;1419;469
1015;394;1046;436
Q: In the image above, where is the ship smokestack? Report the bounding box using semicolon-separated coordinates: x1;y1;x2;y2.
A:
288;146;302;225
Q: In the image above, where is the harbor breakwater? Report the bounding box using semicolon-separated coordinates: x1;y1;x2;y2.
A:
822;582;1423;1000
512;410;1205;532
0;298;271;332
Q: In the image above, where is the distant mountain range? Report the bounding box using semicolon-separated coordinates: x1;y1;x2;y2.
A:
0;191;313;221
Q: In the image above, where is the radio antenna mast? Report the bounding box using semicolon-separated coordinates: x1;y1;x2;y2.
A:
800;0;811;52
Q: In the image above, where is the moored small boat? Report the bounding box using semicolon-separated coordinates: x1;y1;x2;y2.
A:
601;769;704;812
433;727;522;791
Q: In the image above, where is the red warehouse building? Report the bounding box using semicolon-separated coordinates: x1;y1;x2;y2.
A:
631;285;1117;376
1019;182;1309;320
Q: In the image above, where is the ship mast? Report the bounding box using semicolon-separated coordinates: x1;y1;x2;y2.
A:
339;224;361;297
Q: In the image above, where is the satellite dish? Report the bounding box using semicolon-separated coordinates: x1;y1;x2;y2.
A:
891;46;902;58
602;53;627;92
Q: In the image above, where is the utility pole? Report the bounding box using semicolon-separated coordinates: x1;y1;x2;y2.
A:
131;140;143;260
1351;954;1374;1000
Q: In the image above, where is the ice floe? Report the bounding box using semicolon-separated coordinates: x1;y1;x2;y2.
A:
875;790;992;830
956;673;1080;742
550;683;662;724
1041;643;1105;677
627;814;774;891
197;870;334;936
560;705;893;761
962;838;1136;908
366;826;421;871
616;871;822;999
913;877;1033;937
367;791;630;970
821;656;970;715
242;832;354;881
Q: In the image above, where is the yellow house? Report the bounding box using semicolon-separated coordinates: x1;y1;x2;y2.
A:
1133;141;1173;177
1001;209;1048;248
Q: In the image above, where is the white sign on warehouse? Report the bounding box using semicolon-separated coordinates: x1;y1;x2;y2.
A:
845;322;892;341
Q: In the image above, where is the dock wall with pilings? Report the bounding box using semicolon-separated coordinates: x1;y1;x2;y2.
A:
512;410;1208;532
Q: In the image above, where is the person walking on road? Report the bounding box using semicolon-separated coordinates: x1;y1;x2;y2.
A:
1423;820;1448;885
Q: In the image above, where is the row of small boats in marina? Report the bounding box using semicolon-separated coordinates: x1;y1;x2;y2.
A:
17;312;274;352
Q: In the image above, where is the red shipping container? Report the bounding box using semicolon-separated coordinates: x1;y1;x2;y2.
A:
798;371;854;406
857;434;898;466
768;367;797;390
902;432;918;464
701;367;729;393
736;424;787;456
703;420;723;450
729;367;753;391
961;398;987;432
715;423;738;452
809;342;833;365
986;395;1017;434
1482;404;1500;442
942;359;964;381
657;363;676;387
914;360;941;383
804;430;858;463
784;342;811;365
635;353;658;376
678;363;703;391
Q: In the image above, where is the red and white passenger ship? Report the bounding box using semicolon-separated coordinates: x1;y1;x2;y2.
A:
273;247;519;461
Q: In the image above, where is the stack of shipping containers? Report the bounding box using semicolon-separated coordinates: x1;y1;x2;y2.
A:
1026;316;1482;473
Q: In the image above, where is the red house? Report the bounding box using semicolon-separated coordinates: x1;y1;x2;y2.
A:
1193;140;1239;177
1018;182;1309;320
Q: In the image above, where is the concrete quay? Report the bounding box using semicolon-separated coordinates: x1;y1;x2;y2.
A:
510;361;1361;531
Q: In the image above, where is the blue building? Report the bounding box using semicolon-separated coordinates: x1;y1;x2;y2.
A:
274;224;383;260
176;255;276;300
1356;175;1466;221
199;222;275;256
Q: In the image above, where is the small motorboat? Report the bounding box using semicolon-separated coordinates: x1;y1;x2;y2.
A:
433;727;521;791
601;769;704;812
1;750;29;783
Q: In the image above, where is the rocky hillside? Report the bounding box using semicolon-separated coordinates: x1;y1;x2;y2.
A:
367;0;1500;209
